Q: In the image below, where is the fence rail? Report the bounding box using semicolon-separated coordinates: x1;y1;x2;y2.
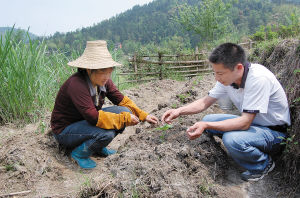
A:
118;41;254;85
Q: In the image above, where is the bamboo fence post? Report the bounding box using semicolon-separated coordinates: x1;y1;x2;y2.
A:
133;53;138;80
133;53;137;73
158;52;163;80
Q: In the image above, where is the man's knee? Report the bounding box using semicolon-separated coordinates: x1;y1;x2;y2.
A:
202;114;220;122
222;132;246;152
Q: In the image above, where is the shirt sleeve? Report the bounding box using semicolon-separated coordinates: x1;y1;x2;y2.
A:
105;79;124;105
68;78;99;125
208;82;227;99
242;76;271;114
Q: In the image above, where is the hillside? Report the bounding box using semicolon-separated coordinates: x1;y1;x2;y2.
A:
0;27;37;39
44;0;300;53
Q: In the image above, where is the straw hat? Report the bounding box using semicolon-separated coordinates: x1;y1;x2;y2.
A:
67;40;122;69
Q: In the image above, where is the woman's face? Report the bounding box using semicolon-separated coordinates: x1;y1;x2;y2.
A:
87;68;114;87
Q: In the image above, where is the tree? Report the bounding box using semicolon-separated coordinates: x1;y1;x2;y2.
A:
176;0;235;44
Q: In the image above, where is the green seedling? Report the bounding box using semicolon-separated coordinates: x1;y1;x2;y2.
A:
171;103;177;108
5;164;15;171
156;124;173;142
155;124;173;131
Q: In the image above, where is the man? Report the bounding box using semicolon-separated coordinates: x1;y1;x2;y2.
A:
161;43;290;181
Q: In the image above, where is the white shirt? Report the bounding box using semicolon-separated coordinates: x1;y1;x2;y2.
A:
208;63;291;126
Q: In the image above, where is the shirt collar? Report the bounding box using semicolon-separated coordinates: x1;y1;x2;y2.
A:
231;62;250;89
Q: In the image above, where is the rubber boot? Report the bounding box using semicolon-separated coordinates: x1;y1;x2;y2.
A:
100;147;116;157
71;143;96;169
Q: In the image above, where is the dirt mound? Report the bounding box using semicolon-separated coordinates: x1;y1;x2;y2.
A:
250;39;300;191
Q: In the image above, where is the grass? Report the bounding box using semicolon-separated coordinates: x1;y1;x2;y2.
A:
0;28;73;124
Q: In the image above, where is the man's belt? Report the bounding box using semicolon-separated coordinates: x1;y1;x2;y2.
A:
267;124;288;133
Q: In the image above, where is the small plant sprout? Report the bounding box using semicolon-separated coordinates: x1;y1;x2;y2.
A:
155;124;173;142
156;124;173;131
171;103;177;108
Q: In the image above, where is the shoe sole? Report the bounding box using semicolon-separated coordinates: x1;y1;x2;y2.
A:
246;161;275;182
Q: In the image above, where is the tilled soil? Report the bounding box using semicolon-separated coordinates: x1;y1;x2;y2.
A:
0;74;293;197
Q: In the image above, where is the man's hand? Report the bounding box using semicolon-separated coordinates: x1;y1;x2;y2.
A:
186;122;207;140
161;109;180;124
128;114;140;126
146;114;159;125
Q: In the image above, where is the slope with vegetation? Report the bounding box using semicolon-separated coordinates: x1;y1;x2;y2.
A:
44;0;300;55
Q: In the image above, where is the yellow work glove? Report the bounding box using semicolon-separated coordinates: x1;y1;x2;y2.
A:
118;96;148;121
96;110;131;130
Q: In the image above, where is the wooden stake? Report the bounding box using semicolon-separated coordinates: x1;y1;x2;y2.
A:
0;190;31;197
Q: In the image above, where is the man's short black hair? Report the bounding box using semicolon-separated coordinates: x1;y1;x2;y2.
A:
209;43;246;70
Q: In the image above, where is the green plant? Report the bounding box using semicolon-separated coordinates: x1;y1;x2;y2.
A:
81;175;92;188
293;69;300;74
293;97;300;103
36;120;46;134
177;93;190;103
131;185;140;198
279;135;299;152
171;103;177;108
198;179;213;196
156;124;173;142
0;27;73;124
5;163;15;171
155;124;173;131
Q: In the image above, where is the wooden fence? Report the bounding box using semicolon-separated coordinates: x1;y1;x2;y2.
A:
118;41;254;84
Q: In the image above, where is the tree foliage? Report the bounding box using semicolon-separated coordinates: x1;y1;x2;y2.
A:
42;0;300;55
176;0;234;44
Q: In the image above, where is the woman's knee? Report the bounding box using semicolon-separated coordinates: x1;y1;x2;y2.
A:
99;131;116;142
103;106;132;114
118;106;131;113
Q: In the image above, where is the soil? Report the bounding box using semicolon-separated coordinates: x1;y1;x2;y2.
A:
0;74;297;197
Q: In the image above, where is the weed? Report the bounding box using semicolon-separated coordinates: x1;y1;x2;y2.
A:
0;27;73;123
82;175;92;188
171;103;177;108
177;93;190;103
131;185;140;198
36;120;46;134
198;179;214;196
293;69;300;74
5;163;15;171
279;135;299;152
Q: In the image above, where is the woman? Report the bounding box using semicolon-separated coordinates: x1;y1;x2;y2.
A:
51;40;158;169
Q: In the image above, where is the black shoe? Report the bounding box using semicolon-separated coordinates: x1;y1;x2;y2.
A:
241;157;275;181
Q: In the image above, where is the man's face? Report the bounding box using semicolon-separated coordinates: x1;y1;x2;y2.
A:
211;63;239;86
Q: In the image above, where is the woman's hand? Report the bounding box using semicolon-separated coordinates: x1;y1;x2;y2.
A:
128;114;140;126
146;114;159;125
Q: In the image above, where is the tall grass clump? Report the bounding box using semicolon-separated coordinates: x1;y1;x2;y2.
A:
0;29;73;124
